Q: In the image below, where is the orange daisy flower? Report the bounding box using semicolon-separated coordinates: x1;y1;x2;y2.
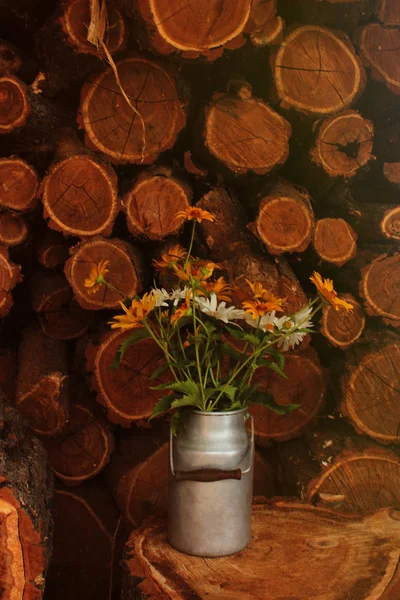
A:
84;259;110;295
310;272;353;312
245;279;284;305
173;260;219;283
153;244;187;272
175;206;215;223
242;297;285;319
170;292;192;325
203;277;231;301
109;293;156;330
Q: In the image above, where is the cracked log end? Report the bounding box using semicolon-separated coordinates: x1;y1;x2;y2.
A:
0;158;39;211
320;294;365;349
342;340;400;443
0;247;21;318
204;87;291;175
121;499;400;599
358;23;400;95
0;212;28;246
250;350;325;444
274;25;365;116
124;171;191;240
16;327;69;437
359;253;400;327
311;110;374;178
314;218;357;265
89;329;172;426
64;236;142;311
306;447;400;513
0;75;29;134
79;56;187;165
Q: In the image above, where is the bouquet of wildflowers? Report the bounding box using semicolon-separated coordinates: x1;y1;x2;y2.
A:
85;207;352;431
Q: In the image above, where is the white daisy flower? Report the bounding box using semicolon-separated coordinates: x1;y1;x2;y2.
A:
276;304;313;351
152;288;170;307
293;304;313;329
195;293;245;323
170;286;191;306
244;311;279;333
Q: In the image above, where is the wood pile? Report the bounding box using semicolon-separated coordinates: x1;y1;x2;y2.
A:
0;0;399;598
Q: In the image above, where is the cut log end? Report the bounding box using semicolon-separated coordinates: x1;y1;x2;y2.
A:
311;111;374;178
42;155;119;237
0;247;21;317
314;218;357;266
0;158;39;211
343;342;400;443
250;15;285;47
65;237;142;310
205;89;291;175
383;161;400;187
358;23;400;95
37;230;70;269
0;212;28;246
79;57;186;164
124;172;191;240
377;0;400;26
274;26;365;115
360;253;400;327
381;207;400;240
320;295;365;349
0;75;29;133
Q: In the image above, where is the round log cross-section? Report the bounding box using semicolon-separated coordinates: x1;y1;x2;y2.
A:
204;85;291;175
134;0;251;57
65;237;142;311
0;75;29;133
320;294;365;350
360;253;400;327
42;155;119;237
377;0;400;26
311;110;374;178
314;218;357;266
274;26;365;116
381;207;400;241
123;170;191;240
0;158;39;211
0;212;28;246
358;23;400;95
79;56;187;165
0;247;21;317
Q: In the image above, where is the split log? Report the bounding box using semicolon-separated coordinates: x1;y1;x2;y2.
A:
357;23;400;96
249;180;314;254
15;327;69;437
45;482;121;600
87;329;172;426
36;0;126;93
45;400;114;486
0;157;39;212
273;26;366;116
0;404;53;600
130;0;251;59
320;294;365;349
204;82;291;175
310;110;374;178
41;130;119;237
359;253;400;327
377;0;400;26
64;236;143;311
123;168;191;241
106;437;274;526
0;211;28;246
121;499;400;599
341;330;400;444
249;348;326;445
78;56;187;165
0;246;21;317
313;218;357;266
37;230;70;269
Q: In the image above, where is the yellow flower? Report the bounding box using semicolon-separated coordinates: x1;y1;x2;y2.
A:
153;244;187;272
203;277;231;301
84;259;110;295
245;279;284;306
242;298;285;318
170;292;192;325
310;272;353;312
173;260;219;283
108;293;156;330
175;206;215;223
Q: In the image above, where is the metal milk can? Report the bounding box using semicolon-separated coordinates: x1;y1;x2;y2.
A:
168;407;254;557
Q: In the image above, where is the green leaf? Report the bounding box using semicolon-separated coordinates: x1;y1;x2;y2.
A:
222;385;238;401
149;362;171;381
112;328;152;367
248;391;300;415
171;395;202;410
150;394;175;419
267;362;288;379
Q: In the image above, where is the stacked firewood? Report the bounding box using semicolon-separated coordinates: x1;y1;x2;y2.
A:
0;0;399;598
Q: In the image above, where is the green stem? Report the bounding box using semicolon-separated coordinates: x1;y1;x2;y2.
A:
143;321;179;383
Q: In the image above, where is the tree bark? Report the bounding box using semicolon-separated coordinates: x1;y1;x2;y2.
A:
64;236;143;311
121;498;400;600
359;252;400;327
310;110;374;179
36;0;126;94
78;56;187;165
86;329;172;427
313;217;357;265
341;330;400;444
123;168;192;241
0;402;53;600
273;26;366;116
204;81;291;175
357;23;400;96
249;179;314;254
36;230;70;269
377;0;400;25
320;294;365;349
0;211;28;246
41;129;119;237
15;327;69;437
0;157;39;211
0;246;21;317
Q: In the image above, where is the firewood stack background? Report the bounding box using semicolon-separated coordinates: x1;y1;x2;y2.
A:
0;0;399;598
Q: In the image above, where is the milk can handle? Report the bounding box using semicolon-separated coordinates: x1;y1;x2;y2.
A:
170;413;254;482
